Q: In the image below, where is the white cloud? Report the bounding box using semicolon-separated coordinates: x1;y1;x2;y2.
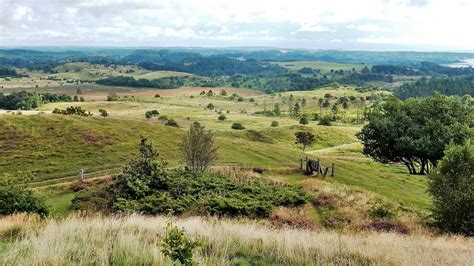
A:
0;0;472;51
297;24;331;32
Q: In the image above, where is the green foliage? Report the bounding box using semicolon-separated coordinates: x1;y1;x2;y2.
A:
368;200;397;219
165;119;179;127
97;75;185;89
145;110;159;119
299;117;309;125
231;123;245;130
318;115;332;126
207;103;214;110
218;114;226;121
98;109;108;118
0;175;48;216
295;131;316;151
180;122;217;173
428;142;474;236
271;121;279;127
357;94;472;174
52;106;92;116
0;91;72;110
111;138;308;217
396;76;474;99
159;221;201;266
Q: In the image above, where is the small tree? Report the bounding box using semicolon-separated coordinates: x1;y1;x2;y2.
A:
207;103;214;110
218;114;226;121
107;92;119;101
98;109;108;118
428;142;474;236
295;131;315;151
180;122;218;173
159;221;200;265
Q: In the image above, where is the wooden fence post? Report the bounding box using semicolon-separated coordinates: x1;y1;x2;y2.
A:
331;163;335;177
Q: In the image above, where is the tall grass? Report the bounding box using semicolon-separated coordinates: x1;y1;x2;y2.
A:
1;214;472;265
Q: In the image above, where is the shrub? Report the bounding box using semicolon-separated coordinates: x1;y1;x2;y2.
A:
165;119;179;127
155;93;161;98
231;123;245;130
237;97;244;102
106;138;308;217
218;114;227;121
318;115;332;126
0;176;48;216
98;109;108;118
428;142;474;236
299;117;309;125
145;110;159;119
368;200;396;219
271;121;279;127
207;103;214;110
159;221;200;266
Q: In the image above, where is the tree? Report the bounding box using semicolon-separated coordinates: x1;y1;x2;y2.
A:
299;117;309;125
292;103;301;116
301;98;307;113
218;114;226;121
98;109;108;118
180;122;218;173
107;92;119;101
207;103;214;110
357;95;472;174
428;142;473;236
295;131;316;151
220;89;227;96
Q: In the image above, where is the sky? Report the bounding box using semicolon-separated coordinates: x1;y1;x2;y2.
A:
0;0;473;51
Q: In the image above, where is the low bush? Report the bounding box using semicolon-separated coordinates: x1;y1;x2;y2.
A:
318;115;332;126
0;176;48;216
231;123;245;130
271;121;279;127
101;138;308;217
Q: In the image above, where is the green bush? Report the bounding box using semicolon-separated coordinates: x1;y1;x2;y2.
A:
428;142;474;236
271;121;279;127
299;117;309;125
165;119;179;127
218;114;227;121
0;177;48;216
108;138;308;217
231;123;245;130
368;200;396;219
159;221;200;266
318;115;332;126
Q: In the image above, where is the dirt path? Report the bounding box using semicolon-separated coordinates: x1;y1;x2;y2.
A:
305;142;361;155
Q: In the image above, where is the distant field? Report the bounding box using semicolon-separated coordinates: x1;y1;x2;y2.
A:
274;61;371;73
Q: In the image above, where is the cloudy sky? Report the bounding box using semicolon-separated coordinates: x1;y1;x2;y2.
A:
0;0;473;51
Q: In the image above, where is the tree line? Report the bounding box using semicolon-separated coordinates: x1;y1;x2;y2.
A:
395;76;474;99
0;91;72;110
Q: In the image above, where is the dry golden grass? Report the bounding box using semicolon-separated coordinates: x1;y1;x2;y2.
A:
0;214;472;265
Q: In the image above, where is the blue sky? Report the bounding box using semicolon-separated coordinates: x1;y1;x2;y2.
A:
0;0;473;51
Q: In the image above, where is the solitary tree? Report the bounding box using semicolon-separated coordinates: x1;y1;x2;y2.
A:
295;131;316;152
180;122;218;173
428;142;474;236
357;95;471;174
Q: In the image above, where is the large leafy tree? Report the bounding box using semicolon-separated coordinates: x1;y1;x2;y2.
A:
428;142;474;236
357;94;472;174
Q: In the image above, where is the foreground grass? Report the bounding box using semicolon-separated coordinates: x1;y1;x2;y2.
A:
0;214;472;265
